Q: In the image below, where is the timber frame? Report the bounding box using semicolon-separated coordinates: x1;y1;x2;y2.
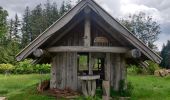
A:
16;0;162;63
16;0;162;99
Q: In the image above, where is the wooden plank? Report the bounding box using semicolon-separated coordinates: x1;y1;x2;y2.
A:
47;46;129;53
49;17;84;46
104;53;111;81
73;53;78;90
88;53;93;75
114;54;121;91
82;81;88;96
50;56;57;89
120;55;126;80
102;81;110;100
84;12;91;47
93;18;126;46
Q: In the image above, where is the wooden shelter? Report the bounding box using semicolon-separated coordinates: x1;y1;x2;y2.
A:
16;0;162;98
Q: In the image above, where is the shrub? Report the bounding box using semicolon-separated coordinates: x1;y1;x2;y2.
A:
127;65;144;75
14;59;51;74
146;60;160;75
0;63;15;74
34;64;51;73
14;59;33;74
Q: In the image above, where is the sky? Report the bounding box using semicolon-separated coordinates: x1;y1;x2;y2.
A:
0;0;170;51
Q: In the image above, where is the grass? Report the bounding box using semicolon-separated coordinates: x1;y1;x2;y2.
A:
0;74;170;100
128;75;170;100
0;74;55;100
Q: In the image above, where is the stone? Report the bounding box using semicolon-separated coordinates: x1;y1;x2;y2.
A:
0;97;7;100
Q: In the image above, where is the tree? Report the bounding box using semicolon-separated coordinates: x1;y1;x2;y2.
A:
21;6;32;48
13;14;21;40
120;12;161;49
30;4;45;40
9;19;14;40
0;7;8;39
59;1;67;16
160;40;170;68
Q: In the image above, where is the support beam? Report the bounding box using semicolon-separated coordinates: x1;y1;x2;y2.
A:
88;53;93;75
84;7;91;47
33;49;49;57
47;46;129;53
125;49;141;58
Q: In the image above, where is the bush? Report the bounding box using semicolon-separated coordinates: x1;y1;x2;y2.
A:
146;61;160;75
0;59;51;74
0;63;15;74
14;59;34;74
127;65;145;75
33;64;51;73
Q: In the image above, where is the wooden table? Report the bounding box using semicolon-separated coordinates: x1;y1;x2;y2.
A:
78;75;100;96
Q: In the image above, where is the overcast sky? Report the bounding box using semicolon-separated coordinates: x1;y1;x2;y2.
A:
1;0;170;51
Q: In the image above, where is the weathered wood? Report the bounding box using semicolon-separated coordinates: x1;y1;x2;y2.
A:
78;75;100;80
47;46;129;53
78;75;99;96
87;0;161;63
126;49;141;58
49;17;84;46
82;81;88;96
50;56;57;89
105;53;111;81
84;10;91;47
87;81;92;96
88;53;93;75
33;49;50;57
114;54;121;91
102;81;110;100
91;80;96;96
120;54;126;81
50;52;78;91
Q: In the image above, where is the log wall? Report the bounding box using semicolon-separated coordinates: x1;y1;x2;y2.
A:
50;52;78;91
110;53;126;91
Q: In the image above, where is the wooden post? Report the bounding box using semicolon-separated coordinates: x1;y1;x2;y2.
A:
84;7;91;47
114;54;121;91
102;81;110;100
105;53;111;81
102;53;111;100
88;53;93;75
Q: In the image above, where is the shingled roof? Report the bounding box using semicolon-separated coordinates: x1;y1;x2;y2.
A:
16;0;162;63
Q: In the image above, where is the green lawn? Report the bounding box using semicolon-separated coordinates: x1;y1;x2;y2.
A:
128;75;170;100
0;74;170;100
0;74;55;100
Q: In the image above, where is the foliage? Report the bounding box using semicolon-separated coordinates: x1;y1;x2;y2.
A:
0;40;20;64
0;7;8;38
14;59;51;74
0;63;14;73
119;12;161;50
0;59;51;74
21;0;73;48
110;80;133;97
127;65;145;75
160;40;170;69
147;60;160;74
127;60;160;75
